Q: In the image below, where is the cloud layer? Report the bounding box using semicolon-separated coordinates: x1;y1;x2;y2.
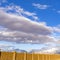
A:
0;1;60;53
0;9;55;44
0;2;59;44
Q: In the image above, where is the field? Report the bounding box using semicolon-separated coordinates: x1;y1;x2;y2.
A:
0;51;60;60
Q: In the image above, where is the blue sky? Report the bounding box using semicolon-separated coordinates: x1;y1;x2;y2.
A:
0;0;60;26
5;0;60;26
0;0;60;53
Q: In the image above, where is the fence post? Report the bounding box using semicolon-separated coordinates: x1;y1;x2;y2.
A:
49;55;50;60
38;54;39;60
32;53;33;60
24;52;26;60
43;54;44;60
13;51;16;60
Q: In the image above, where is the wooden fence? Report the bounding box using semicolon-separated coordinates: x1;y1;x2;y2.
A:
0;51;60;60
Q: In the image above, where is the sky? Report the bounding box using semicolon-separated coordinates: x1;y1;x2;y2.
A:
0;0;60;53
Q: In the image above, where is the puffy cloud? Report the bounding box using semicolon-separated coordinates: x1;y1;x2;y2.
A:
33;3;49;10
0;10;52;35
0;9;54;43
0;30;54;44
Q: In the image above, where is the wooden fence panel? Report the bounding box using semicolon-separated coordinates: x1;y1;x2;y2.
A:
16;53;25;60
0;52;60;60
26;53;32;60
1;52;13;60
33;54;38;60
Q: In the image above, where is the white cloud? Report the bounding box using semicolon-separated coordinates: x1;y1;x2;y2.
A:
30;46;58;54
41;41;60;54
40;44;60;54
0;9;55;44
0;10;52;35
0;44;14;51
39;47;58;54
0;4;38;20
0;0;60;53
0;3;59;44
0;31;55;43
33;3;49;10
30;42;60;54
